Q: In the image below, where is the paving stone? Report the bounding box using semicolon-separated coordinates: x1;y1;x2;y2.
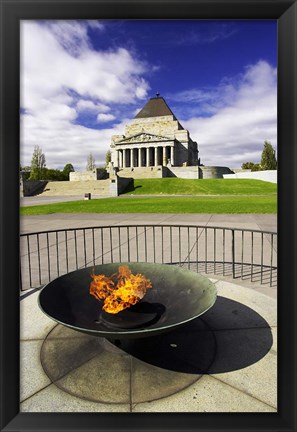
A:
56;351;131;403
118;317;216;375
202;295;273;331
221;281;276;326
40;326;102;381
20;383;130;412
20;213;277;234
210;350;277;408
208;327;274;375
131;358;200;403
20;291;56;340
20;340;51;402
270;326;277;352
132;375;276;412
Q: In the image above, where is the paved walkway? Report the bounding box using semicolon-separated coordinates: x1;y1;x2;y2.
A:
21;195;110;207
20;212;277;234
20;277;277;413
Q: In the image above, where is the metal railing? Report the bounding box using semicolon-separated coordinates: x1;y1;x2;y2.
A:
20;224;277;292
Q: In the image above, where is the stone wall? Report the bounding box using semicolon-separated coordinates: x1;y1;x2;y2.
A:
109;176;133;196
174;142;190;166
124;115;183;137
232;169;252;174
70;169;106;181
223;170;277;183
169;165;232;179
199;166;234;179
116;165;233;180
167;166;200;179
21;179;48;197
117;166;166;179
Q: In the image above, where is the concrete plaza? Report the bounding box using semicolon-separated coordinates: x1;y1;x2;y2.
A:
20;209;277;413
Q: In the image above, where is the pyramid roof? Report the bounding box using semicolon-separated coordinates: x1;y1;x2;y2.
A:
134;95;176;119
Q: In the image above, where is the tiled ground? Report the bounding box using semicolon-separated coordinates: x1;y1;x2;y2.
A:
19;212;277;412
20;277;277;413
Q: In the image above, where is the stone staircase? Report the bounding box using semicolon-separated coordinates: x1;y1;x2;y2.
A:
37;180;111;196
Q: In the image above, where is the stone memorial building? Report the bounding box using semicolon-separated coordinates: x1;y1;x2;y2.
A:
110;94;204;179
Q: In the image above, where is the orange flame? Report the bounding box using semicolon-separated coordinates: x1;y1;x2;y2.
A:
90;265;152;314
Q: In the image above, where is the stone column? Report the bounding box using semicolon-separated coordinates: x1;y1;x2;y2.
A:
138;147;141;167
154;147;158;166
119;150;123;168
116;150;119;168
131;148;134;168
163;146;167;166
171;146;175;166
146;147;150;167
123;149;126;168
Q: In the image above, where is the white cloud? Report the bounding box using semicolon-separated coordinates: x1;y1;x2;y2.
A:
168;84;237;116
20;113;116;170
97;113;116;122
20;20;150;169
181;61;277;168
76;100;110;113
87;20;105;31
173;23;238;46
45;21;92;56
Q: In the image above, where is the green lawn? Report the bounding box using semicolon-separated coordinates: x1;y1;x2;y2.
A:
123;178;277;195
20;195;277;215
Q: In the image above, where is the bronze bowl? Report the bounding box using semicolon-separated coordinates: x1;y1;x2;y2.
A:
38;262;217;339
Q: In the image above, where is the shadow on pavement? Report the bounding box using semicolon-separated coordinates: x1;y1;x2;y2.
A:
114;296;273;374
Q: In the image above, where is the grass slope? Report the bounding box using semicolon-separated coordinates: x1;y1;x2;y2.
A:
123;178;277;195
20;195;277;215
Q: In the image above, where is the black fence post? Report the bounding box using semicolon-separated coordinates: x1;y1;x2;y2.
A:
232;229;235;279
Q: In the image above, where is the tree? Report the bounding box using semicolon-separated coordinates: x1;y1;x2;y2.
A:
20;165;31;180
105;150;111;167
86;153;96;171
260;141;277;170
21;165;31;172
29;146;46;180
44;169;64;181
241;162;261;171
62;163;75;180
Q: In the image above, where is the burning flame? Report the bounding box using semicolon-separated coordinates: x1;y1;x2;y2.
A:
90;265;152;314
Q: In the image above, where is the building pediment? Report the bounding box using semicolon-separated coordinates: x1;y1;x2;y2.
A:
117;132;171;145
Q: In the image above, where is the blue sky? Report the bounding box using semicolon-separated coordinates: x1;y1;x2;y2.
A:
20;20;277;170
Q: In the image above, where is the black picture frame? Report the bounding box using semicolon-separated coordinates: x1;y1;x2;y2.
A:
0;1;296;431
